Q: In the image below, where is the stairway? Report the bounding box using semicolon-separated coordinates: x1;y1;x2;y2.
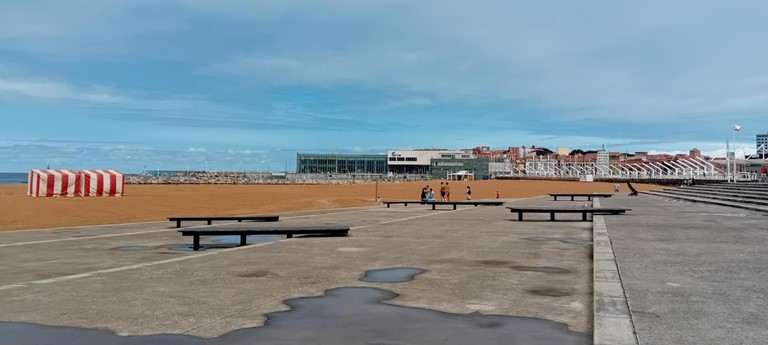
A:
643;182;768;213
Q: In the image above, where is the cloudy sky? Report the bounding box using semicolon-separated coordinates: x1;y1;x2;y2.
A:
1;0;766;172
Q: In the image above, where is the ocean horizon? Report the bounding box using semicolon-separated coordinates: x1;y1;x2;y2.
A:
0;173;28;184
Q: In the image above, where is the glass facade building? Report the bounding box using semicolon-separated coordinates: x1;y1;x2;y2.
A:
430;158;490;179
296;153;388;174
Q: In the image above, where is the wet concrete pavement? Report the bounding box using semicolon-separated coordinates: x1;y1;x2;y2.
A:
600;195;768;345
0;198;594;343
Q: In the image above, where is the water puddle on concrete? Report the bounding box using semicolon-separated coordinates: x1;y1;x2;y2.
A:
0;287;591;344
166;235;283;251
528;287;574;297
360;267;425;283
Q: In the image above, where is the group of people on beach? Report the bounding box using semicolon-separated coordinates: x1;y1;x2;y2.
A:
421;183;449;201
420;182;476;201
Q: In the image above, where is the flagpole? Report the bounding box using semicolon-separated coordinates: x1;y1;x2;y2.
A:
733;125;737;182
726;139;731;182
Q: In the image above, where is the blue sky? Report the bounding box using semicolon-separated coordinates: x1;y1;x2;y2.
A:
1;0;766;172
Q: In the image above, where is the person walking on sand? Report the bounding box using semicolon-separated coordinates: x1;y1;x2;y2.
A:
466;185;472;200
439;182;447;201
496;190;500;199
762;165;767;182
445;182;451;201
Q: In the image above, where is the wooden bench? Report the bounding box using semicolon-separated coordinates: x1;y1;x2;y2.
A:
384;200;505;210
548;193;614;201
383;200;427;208
426;200;505;210
507;207;631;221
168;215;279;228
178;224;350;251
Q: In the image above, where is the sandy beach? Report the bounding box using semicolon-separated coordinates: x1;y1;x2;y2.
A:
0;179;657;231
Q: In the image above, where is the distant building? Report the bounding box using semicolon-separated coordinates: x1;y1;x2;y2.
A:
387;150;471;175
509;147;521;160
689;148;701;159
757;133;768;154
430;157;489;180
296;153;387;174
596;150;609;167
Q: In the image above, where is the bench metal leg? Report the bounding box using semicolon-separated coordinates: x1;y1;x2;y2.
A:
287;234;293;239
176;220;182;228
553;196;558;201
582;212;587;221
193;236;200;251
570;196;575;201
207;220;212;225
240;235;247;246
550;212;555;221
387;203;390;208
454;204;457;210
238;219;242;222
518;212;523;221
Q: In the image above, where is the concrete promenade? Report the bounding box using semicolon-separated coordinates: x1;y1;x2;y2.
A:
601;194;768;345
0;199;594;343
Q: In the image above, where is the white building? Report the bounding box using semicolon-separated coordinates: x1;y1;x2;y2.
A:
387;150;472;174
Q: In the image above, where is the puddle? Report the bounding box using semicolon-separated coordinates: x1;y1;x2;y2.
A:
525;237;592;245
477;260;512;267
528;288;574;297
510;266;572;274
0;287;590;345
237;269;276;278
166;235;283;251
360;267;426;283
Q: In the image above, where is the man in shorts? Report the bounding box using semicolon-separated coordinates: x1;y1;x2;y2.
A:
439;182;447;201
445;182;451;201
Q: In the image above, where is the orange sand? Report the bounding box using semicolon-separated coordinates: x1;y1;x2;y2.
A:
0;180;657;231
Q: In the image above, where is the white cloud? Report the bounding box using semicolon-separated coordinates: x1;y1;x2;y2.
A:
0;77;125;103
200;0;768;120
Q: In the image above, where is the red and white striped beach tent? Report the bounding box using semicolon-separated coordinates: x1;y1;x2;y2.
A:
28;170;82;197
80;170;125;197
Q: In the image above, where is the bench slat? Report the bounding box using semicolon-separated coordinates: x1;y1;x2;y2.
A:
384;200;505;210
548;193;614;201
506;207;630;221
179;224;350;251
168;215;279;228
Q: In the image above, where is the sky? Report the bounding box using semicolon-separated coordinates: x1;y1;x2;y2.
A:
1;0;766;173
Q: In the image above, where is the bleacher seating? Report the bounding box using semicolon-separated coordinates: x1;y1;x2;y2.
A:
643;182;768;213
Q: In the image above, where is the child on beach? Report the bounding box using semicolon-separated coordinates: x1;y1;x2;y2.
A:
466;186;472;200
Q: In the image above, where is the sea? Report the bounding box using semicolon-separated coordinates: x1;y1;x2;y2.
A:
0;173;28;184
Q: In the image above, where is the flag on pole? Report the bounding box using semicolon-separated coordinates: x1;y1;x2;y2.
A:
734;124;742;132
